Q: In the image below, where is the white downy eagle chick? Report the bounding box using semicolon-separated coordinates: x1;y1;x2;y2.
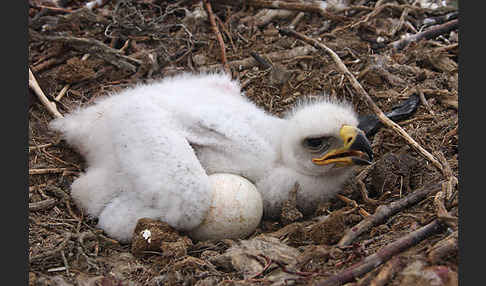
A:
50;72;373;242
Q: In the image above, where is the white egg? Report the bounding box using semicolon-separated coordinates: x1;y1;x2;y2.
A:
188;173;263;241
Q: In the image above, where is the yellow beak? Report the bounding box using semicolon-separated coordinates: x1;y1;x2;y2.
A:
312;125;373;166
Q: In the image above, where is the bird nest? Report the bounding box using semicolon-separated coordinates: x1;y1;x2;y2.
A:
29;0;458;285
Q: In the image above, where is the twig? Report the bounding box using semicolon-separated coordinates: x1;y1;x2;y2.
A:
245;9;295;27
203;0;230;75
30;233;72;263
215;16;237;54
288;12;305;30
433;184;458;228
29;143;53;152
338;182;443;247
248;255;273;280
29;68;63;118
32;57;66;73
432;152;458;228
421;11;458;28
218;0;349;21
30;32;142;72
434;43;459;53
427;230;458;263
349;3;396;29
60;250;70;275
316;220;444;286
389;19;459;50
336;194;370;217
29;167;74;175
357;177;380;206
273;259;323;277
201;45;317;72
388;5;410;37
417;88;435;116
29;4;74;13
250;52;273;70
278;28;445;174
29;198;58;211
369;256;405;286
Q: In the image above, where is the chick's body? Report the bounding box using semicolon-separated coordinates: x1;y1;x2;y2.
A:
51;73;359;242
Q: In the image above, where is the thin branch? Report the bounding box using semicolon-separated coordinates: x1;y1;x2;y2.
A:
203;0;230;75
388;5;410;37
369;256;405;286
288;12;305;29
29;198;58;211
29;143;53;152
29;167;75;175
389;19;459;50
338;182;443;247
417;88;435;116
278;28;445;174
427;230;458;263
30;31;142;73
316;220;444;286
30;233;72;263
246;9;295;28
200;45;317;72
29;68;63;119
218;0;349;21
29;4;74;13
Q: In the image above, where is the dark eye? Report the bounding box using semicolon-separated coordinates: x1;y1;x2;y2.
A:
303;137;331;152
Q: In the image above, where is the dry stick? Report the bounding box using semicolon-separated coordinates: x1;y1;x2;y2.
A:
427;230;458;263
29;143;53;152
32;57;65;73
336;194;371;217
220;0;348;21
201;45;317;72
331;3;445;36
337;182;443;247
434;184;458;227
358;180;380;205
348;3;416;29
30;233;72;263
356;176;380;206
368;256;406;286
251;9;296;27
30;4;74;13
278;28;445;174
434;42;459;53
31;33;142;73
203;0;230;75
389;5;409;37
60;250;70;275
289;12;306;29
215;16;237;54
29;198;58;211
417;88;435;116
433;152;458;228
29;68;63;119
389;19;459;50
316;220;444;286
29;168;74;175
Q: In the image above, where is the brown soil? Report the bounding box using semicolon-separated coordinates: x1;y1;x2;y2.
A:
28;0;459;285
